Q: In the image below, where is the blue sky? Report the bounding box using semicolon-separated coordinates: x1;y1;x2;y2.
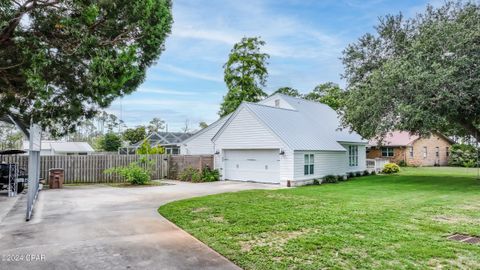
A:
108;0;438;132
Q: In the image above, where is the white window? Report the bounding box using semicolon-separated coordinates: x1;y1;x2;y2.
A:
409;146;414;158
381;147;394;157
435;147;439;157
423;147;427;159
304;154;314;175
446;147;450;157
274;99;280;107
349;145;358;167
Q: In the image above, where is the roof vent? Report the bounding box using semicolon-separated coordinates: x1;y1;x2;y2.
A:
275;99;280;107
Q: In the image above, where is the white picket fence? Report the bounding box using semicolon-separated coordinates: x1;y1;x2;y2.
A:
366;158;390;173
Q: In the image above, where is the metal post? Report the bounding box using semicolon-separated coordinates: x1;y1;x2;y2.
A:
26;123;41;221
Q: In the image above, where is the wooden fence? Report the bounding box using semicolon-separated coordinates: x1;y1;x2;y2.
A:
168;155;214;180
0;154;214;184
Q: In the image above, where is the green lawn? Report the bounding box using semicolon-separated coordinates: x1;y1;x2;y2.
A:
159;167;480;269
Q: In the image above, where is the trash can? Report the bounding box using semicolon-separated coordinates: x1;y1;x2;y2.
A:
49;168;64;189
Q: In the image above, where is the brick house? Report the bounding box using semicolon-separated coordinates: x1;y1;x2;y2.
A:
367;131;454;166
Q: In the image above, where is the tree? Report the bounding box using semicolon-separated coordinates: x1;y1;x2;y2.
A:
97;132;122;152
147;117;165;133
199;121;208;129
0;1;173;136
123;126;146;145
136;140;165;155
181;119;191;133
219;37;269;116
272;87;302;97
341;1;480;141
0;122;23;150
304;82;345;110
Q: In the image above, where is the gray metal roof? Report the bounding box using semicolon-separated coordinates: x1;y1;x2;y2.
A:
214;94;367;151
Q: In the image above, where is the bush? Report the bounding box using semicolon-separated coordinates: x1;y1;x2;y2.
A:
323;175;338;183
337;175;346;181
312;179;320;185
363;170;370;176
201;166;220;182
347;172;355;179
179;166;220;182
105;163;150;185
355;171;363;177
382;163;400;174
398;160;407;167
449;144;479;167
370;171;377;175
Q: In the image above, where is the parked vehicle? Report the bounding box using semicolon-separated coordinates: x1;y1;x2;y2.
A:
0;150;28;193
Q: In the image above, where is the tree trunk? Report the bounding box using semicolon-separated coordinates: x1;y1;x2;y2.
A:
459;120;480;142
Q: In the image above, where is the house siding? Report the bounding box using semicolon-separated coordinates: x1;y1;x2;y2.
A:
213;107;294;182
180;118;227;155
293;151;347;182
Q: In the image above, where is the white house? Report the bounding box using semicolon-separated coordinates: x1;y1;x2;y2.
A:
181;94;367;186
23;141;94;156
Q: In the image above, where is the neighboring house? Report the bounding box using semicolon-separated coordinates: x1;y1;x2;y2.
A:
23;141;94;156
181;94;368;186
125;132;193;155
367;131;454;166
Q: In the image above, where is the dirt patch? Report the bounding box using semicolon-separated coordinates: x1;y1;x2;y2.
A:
239;229;315;252
433;215;480;224
192;207;210;213
209;216;225;223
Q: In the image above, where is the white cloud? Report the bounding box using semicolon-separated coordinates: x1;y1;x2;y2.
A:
156;63;223;82
137;87;198;96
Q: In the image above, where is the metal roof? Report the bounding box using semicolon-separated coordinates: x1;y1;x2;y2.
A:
213;93;367;151
23;141;94;153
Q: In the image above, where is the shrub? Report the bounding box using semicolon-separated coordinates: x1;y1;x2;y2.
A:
105;163;150;185
201;166;220;182
449;144;479;167
312;179;320;185
363;170;370;176
179;166;220;182
382;163;400;174
370;171;377;175
347;172;355;179
323;175;338;183
355;171;363;177
337;175;346;181
398;160;407;167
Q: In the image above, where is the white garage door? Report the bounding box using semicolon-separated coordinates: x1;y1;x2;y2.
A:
224;149;280;183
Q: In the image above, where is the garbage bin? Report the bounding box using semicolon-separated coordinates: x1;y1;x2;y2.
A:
49;168;64;189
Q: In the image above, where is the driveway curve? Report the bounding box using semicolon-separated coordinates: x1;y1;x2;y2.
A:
0;181;278;270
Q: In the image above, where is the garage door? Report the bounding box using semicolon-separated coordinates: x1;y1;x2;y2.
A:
224;149;280;183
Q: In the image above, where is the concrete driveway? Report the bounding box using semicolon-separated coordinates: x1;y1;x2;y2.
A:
0;181;278;270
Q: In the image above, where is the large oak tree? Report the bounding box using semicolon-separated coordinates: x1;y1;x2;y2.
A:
341;1;480;141
0;0;172;135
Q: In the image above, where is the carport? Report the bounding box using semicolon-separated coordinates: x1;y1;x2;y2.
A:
0;114;42;221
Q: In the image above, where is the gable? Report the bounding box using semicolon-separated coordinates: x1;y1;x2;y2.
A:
213;107;285;149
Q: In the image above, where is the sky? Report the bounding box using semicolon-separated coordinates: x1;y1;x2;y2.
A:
107;0;439;132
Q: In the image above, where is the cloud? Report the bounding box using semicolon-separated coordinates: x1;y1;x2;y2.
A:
156;63;223;82
137;87;198;96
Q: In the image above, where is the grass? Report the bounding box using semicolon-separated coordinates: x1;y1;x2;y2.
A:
159;167;480;270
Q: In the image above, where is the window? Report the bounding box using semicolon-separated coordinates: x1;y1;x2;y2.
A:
274;99;280;107
409;146;414;158
446;147;449;157
423;147;427;159
381;147;394;157
304;154;314;175
435;147;439;157
349;145;358;167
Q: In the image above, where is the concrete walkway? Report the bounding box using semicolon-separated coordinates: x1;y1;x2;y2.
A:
0;181;278;270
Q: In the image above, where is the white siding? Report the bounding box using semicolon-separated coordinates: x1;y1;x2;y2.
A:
293;151;347;181
180;118;227;155
259;96;295;110
214;107;294;182
341;143;367;173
